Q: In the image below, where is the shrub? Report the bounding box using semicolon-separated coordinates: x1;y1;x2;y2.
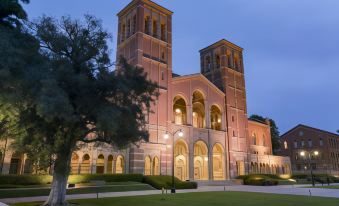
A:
0;175;52;185
241;174;280;186
142;175;197;190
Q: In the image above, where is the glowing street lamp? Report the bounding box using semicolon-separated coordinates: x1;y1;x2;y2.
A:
300;150;319;187
163;129;184;193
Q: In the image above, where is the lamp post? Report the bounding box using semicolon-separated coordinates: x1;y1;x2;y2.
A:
164;129;184;194
300;150;319;187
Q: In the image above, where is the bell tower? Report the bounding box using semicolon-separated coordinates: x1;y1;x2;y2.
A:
200;39;249;177
116;0;173;174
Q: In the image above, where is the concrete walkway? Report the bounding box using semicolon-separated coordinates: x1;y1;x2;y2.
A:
2;184;339;204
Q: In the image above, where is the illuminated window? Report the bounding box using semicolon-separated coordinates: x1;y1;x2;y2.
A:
210;105;222;130
284;141;288;149
173;96;187;125
192;91;205;128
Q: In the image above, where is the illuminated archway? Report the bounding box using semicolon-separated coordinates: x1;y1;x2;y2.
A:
213;144;225;180
96;154;105;174
174;140;189;181
107;155;113;174
173;96;187;125
210;105;222;130
70;153;79;174
144;156;151;175
115;155;124;174
80;154;91;174
153;156;160;175
194;141;208;180
192;91;205;128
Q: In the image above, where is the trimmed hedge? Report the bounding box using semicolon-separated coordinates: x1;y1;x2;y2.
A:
142;175;197;189
0;174;197;190
0;174;144;186
292;174;339;183
237;174;283;186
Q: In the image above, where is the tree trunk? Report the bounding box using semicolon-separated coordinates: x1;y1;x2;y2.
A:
43;151;72;206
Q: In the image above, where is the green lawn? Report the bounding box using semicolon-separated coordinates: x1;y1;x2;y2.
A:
0;182;154;199
11;192;339;206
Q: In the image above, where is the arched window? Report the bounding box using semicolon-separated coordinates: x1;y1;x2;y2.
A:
70;153;79;174
144;16;151;35
173;96;187;125
107;155;113;174
144;156;151;176
161;24;166;41
127;19;131;37
234;56;239;70
205;56;211;71
96;154;105;174
252;133;257;145
284;141;288;149
121;24;126;42
80;154;90;174
132;15;137;34
152;19;158;37
153;156;160;175
210;105;222;130
115;155;125;174
192;91;205;128
215;54;221;68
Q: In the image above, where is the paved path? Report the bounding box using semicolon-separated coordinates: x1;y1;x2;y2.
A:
1;184;339;204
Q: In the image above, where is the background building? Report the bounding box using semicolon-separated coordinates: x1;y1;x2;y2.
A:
0;0;291;181
279;124;339;175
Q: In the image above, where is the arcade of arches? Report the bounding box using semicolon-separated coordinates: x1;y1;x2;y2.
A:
69;153;126;175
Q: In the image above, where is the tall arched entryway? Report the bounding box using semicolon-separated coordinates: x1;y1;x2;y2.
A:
107;155;113;174
192;91;205;128
210;105;222;130
153;156;160;175
144;156;151;175
80;154;91;174
174;140;189;181
70;153;79;174
194;141;208;180
173;96;187;125
115;155;124;174
212;144;225;180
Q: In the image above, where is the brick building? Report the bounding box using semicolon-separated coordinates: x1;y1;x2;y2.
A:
0;0;291;181
279;124;339;175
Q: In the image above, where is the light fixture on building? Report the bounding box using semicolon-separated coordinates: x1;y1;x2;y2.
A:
178;130;184;137
300;151;305;157
217;118;221;123
204;157;208;161
164;132;169;140
314;151;319;156
175;108;181;114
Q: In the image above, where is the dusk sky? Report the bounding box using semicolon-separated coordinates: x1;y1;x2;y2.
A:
24;0;339;134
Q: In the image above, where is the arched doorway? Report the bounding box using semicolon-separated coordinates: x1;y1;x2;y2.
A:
107;155;113;174
80;154;90;174
194;141;208;180
173;96;187;125
153;156;160;175
213;144;225;180
174;140;189;181
115;155;124;174
144;156;151;175
192;91;205;128
210;105;222;130
70;153;79;174
96;154;105;174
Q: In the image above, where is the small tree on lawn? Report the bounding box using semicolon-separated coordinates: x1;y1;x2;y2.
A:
0;14;159;206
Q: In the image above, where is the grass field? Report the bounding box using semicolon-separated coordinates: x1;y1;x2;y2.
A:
0;182;154;199
311;185;339;189
11;192;339;206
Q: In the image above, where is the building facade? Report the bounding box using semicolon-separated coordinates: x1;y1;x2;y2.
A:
279;124;339;176
0;0;290;180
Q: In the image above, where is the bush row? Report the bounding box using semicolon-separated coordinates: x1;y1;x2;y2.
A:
142;175;197;190
238;174;285;186
292;174;339;183
0;174;197;189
